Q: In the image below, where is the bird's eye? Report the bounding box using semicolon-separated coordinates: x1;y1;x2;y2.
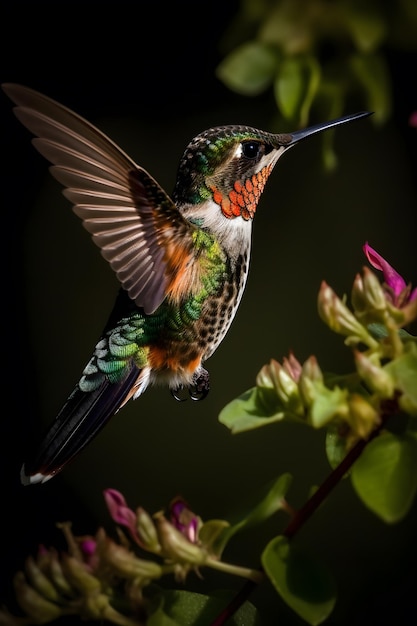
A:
242;141;261;159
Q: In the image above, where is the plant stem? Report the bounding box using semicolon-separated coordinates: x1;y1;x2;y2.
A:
283;424;377;540
209;411;391;626
206;557;264;583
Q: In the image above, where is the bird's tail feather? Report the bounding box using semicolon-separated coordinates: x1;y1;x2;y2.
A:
21;365;140;485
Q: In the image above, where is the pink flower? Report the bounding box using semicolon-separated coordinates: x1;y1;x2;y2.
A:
363;242;417;308
77;537;99;570
170;498;200;544
80;538;96;557
103;488;141;544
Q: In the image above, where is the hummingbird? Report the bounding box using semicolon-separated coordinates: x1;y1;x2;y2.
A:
3;83;371;485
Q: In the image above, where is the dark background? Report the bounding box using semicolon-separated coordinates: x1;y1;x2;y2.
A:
1;2;416;624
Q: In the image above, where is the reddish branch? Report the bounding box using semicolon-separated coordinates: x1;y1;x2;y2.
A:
210;402;396;626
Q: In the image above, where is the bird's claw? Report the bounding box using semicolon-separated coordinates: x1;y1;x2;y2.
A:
171;369;210;402
189;368;210;401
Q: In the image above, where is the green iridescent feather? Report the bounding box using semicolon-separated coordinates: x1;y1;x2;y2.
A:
79;228;226;390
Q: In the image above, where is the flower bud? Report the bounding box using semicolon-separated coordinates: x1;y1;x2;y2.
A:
362;243;416;326
299;357;350;428
275;366;297;400
257;358;303;415
136;507;161;553
24;555;60;602
347;393;380;439
351;272;367;316
318;281;374;346
61;554;101;593
170;498;201;544
103;489;142;546
256;359;280;389
362;267;388;313
354;351;394;397
47;549;76;597
154;513;207;566
98;533;162;582
282;353;302;382
13;571;63;623
82;593;111;622
299;356;323;407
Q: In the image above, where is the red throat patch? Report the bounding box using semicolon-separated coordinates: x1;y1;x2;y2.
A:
210;164;273;220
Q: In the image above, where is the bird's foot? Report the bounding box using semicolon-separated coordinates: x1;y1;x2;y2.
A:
189;368;210;401
171;368;210;402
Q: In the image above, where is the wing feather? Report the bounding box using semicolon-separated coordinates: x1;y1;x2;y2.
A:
2;83;195;315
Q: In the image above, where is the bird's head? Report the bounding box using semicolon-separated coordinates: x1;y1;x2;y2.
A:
173;112;371;222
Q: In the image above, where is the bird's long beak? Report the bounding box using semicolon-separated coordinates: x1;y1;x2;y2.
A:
286;111;372;146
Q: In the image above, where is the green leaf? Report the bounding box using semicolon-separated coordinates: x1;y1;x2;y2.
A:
313;76;347;171
259;1;313;53
216;41;278;96
274;55;321;124
197;519;230;558
343;0;387;52
325;423;350;471
262;536;337;625
349;52;392;123
212;473;293;555
148;589;263;626
351;432;417;523
384;343;417;415
308;384;349;429
218;387;287;433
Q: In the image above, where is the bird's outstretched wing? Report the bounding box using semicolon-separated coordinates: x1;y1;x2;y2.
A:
2;83;194;315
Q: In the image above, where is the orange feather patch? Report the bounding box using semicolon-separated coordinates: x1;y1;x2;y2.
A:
148;346;202;374
210;164;273;220
165;239;194;300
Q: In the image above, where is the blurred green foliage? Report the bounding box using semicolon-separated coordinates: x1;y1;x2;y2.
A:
216;0;417;167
